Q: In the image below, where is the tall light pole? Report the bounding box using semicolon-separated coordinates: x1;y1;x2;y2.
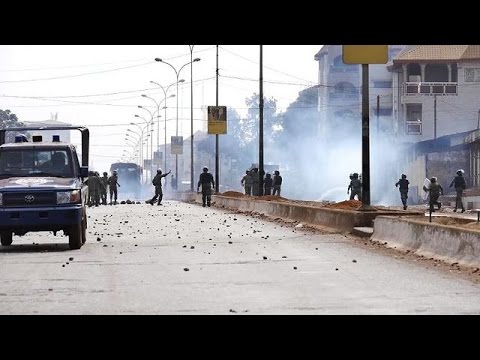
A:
131;119;154;185
148;81;177;183
189;45;196;192
155;56;200;190
137;105;157;183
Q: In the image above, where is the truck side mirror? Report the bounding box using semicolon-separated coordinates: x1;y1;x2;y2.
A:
80;166;89;178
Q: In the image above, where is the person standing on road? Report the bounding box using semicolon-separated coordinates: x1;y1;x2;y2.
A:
395;174;410;210
108;170;120;205
241;170;252;196
272;170;282;196
423;177;443;213
251;168;260;196
197;166;215;207
449;169;466;213
100;172;109;205
147;169;171;206
264;173;273;195
348;173;362;201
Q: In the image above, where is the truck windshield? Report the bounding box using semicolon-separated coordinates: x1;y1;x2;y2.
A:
0;148;74;178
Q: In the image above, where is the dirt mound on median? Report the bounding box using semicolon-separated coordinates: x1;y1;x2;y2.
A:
255;195;289;201
325;200;362;210
221;191;245;198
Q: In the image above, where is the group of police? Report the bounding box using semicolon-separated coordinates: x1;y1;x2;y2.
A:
396;170;466;212
348;170;467;213
241;169;282;196
85;170;120;206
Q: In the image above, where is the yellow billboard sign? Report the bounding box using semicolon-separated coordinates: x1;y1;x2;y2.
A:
208;106;227;134
343;45;388;64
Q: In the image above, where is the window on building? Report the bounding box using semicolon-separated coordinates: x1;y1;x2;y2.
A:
464;68;480;82
407;63;421;82
406;104;422;122
406;122;422;135
406;103;422;135
425;64;449;82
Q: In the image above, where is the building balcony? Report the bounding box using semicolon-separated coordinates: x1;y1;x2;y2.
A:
404;82;458;96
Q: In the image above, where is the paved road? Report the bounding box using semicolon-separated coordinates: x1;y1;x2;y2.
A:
1;200;480;314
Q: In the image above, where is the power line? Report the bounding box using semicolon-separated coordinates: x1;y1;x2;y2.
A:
0;61;154;84
219;46;317;84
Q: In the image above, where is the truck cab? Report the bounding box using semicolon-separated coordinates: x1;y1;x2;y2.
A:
0;127;89;249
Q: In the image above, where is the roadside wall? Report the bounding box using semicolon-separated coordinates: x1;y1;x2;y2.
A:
372;216;480;267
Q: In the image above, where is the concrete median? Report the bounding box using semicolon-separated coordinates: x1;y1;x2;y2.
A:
208;195;420;233
372;216;480;267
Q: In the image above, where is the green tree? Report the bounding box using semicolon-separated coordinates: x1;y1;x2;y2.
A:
244;93;282;145
0;109;25;142
278;86;319;143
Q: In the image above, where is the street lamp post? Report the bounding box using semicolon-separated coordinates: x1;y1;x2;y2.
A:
155;56;200;191
150;81;177;185
130;120;153;185
137;106;157;183
189;45;195;192
142;91;174;176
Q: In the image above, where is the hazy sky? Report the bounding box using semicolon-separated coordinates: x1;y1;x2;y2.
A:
0;45;322;171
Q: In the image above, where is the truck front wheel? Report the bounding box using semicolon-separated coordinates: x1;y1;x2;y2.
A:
68;223;82;250
81;219;87;244
0;232;13;246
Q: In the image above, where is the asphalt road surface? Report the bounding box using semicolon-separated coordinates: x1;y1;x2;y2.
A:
1;200;480;314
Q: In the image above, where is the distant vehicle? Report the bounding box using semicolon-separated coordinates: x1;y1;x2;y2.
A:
0;127;90;249
109;162;142;199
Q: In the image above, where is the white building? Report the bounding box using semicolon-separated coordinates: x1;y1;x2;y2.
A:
314;45;404;139
389;45;480;142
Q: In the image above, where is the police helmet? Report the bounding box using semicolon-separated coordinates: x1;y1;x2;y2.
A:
203;167;208;172
401;174;407;179
157;168;162;174
103;172;108;176
113;170;118;174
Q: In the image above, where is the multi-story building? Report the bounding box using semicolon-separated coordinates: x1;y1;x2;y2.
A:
389;45;480;141
388;46;480;205
314;45;404;139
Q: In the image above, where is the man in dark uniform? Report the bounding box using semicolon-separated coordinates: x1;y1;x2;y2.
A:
147;169;171;205
107;170;120;205
197;166;215;207
100;172;109;205
272;170;282;196
423;177;443;213
264;173;273;195
449;170;466;213
395;174;410;210
348;173;362;201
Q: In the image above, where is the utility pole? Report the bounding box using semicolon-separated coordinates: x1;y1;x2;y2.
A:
360;64;373;210
376;95;380;133
434;94;437;139
215;45;219;193
189;45;195;192
259;45;264;196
